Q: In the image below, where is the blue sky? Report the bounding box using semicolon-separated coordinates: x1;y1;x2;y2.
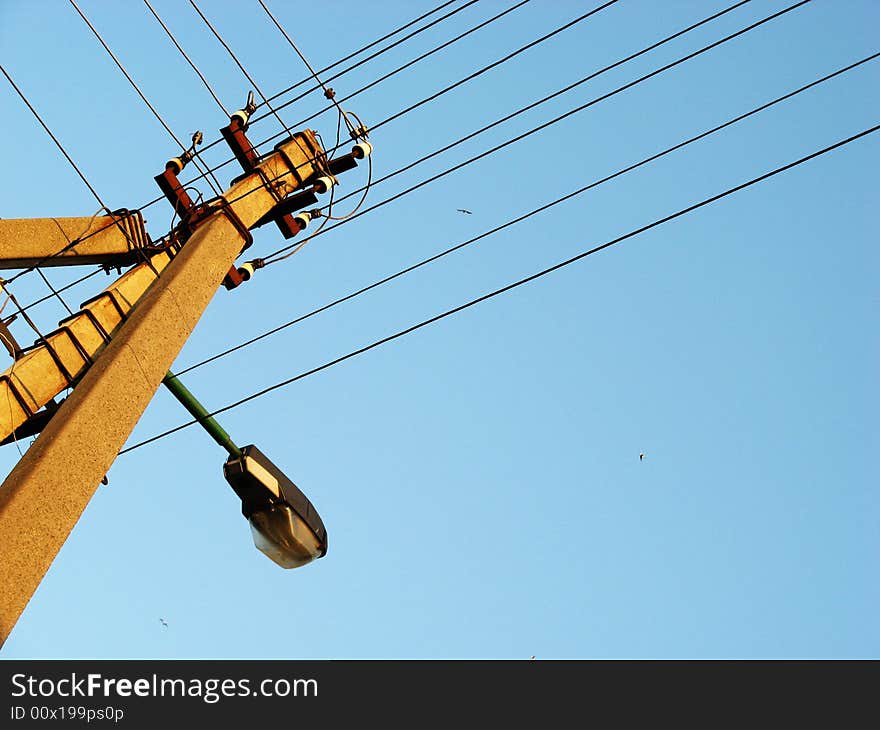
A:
0;0;877;658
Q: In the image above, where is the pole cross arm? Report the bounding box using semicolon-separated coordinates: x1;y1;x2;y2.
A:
0;210;149;269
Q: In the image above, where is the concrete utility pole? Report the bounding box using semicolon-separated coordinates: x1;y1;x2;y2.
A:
0;129;327;646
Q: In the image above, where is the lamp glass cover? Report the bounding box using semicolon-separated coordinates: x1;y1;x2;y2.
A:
249;503;322;569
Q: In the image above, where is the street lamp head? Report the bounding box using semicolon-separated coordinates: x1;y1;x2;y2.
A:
223;445;327;569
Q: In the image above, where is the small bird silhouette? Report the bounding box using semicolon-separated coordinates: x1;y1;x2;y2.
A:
456;208;473;215
639;452;645;462
159;618;168;629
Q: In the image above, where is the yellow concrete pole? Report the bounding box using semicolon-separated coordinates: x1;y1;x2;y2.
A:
0;130;324;646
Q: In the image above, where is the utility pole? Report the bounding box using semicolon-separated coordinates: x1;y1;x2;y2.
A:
0;124;345;646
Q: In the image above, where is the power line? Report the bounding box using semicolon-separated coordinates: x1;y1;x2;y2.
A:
187;0;292;136
20;269;105;313
174;52;878;377
67;0;224;195
0;65;109;210
370;0;748;135
121;122;880;454
257;0;358;138
143;0;229;117
34;269;74;316
327;0;753;211
256;0;607;132
0;64;146;294
251;0;535;126
261;0;475;111
261;0;812;262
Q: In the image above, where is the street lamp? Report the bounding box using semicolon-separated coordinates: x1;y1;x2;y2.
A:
163;371;327;569
223;445;327;569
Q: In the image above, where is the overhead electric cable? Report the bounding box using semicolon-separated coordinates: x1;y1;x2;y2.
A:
143;0;229;116
0;64;143;289
120;123;880;454
369;0;748;135
21;269;105;313
34;269;74;316
329;0;754;209
253;0;614;129
187;0;293;137
261;0;812;262
257;0;357;136
174;52;878;376
251;0;536;125
261;0;475;108
67;0;223;195
1;64;108;209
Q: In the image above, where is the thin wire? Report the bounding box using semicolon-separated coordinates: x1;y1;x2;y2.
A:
35;270;74;316
187;0;292;138
0;64;108;208
175;52;878;376
30;213;107;313
262;0;473;108
0;66;145;287
257;0;358;137
262;0;812;262
67;0;223;195
121;123;880;454
251;0;539;126
0;282;46;340
329;0;754;211
143;0;229;117
320;152;373;222
371;0;749;134
20;269;105;313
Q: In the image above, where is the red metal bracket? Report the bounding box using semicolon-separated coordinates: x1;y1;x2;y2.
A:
220;117;302;240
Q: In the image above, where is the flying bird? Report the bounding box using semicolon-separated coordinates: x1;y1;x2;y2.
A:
159;618;168;629
639;452;645;462
457;208;473;215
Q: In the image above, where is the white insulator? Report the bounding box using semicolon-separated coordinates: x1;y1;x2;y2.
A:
231;109;250;129
237;262;256;281
352;141;373;159
293;212;311;230
166;157;185;174
313;176;335;194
